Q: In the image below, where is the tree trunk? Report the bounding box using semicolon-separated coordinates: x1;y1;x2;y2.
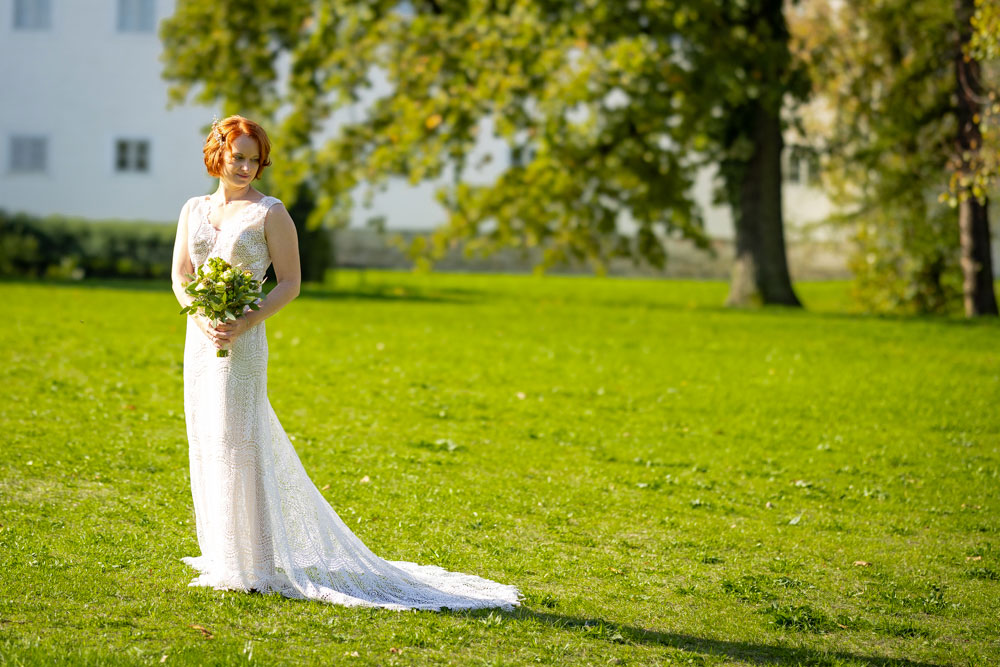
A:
954;0;998;316
726;101;802;307
957;197;997;316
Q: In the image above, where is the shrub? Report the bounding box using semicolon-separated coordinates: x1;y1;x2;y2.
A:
0;210;175;280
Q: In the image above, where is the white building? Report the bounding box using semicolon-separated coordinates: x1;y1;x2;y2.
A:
1;0;215;223
0;0;833;245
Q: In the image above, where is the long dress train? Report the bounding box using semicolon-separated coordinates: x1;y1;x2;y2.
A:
179;194;521;611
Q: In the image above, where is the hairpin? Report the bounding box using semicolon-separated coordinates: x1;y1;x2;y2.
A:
211;115;225;144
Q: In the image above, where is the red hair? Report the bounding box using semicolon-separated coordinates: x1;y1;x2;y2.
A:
203;115;272;180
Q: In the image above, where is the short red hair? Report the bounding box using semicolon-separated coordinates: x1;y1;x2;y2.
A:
203;115;272;180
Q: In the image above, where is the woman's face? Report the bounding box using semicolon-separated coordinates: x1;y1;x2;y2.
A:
221;133;261;189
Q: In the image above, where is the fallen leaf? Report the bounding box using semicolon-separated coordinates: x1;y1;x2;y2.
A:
853;561;871;567
837;623;848;629
160;656;168;663
609;567;624;575
359;476;370;484
321;484;330;490
967;555;982;561
189;624;213;638
765;501;773;509
389;647;401;654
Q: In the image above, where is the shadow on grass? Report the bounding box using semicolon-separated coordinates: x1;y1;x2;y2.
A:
4;276;996;327
0;276;174;293
299;283;484;305
0;277;485;305
581;294;999;329
504;609;942;667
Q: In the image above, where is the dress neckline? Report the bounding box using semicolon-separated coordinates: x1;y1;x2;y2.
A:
201;195;272;235
203;193;270;236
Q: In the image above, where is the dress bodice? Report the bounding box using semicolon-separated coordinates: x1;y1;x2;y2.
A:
186;195;279;282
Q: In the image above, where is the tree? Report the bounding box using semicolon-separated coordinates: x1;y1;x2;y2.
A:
694;0;806;306
953;0;998;316
161;1;805;306
801;0;997;316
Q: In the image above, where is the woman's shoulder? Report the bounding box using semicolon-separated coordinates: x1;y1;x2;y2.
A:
257;193;284;210
257;194;288;222
182;194;210;212
261;196;294;232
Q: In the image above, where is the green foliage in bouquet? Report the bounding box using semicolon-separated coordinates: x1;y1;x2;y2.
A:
179;256;266;357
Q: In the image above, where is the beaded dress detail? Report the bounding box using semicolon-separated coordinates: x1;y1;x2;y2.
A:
179;195;521;610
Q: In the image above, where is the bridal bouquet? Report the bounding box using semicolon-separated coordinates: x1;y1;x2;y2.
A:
179;257;266;357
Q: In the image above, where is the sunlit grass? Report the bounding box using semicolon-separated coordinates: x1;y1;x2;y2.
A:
1;270;997;665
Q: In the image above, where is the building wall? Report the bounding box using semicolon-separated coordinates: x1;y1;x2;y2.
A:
0;0;214;224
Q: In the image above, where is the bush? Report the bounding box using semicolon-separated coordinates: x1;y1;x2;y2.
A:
846;204;964;315
0;206;335;283
0;210;176;280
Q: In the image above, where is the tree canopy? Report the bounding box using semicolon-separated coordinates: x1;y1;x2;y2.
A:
162;0;805;305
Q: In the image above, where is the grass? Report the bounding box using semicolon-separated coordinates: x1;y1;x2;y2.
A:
1;270;998;666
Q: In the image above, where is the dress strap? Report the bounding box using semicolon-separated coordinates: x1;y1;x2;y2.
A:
250;196;283;228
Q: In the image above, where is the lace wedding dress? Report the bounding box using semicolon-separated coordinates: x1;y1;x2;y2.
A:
179;194;521;611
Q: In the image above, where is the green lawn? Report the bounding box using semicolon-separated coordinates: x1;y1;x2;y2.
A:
1;271;997;666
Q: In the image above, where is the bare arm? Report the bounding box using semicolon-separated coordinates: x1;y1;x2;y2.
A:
242;202;301;328
170;199;196;310
207;201;300;349
170;198;218;344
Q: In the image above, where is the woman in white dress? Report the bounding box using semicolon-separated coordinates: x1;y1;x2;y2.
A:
169;115;521;611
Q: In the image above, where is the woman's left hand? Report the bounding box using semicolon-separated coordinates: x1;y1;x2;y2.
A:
214;316;251;346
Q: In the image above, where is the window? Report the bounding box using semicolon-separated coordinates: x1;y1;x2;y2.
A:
117;0;155;32
13;0;51;30
784;145;821;186
115;139;150;173
785;148;803;184
9;136;48;172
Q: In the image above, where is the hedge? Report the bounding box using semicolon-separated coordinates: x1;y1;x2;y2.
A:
0;208;334;282
0;210;177;280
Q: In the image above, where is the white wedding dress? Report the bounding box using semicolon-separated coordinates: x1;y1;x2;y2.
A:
178;194;521;611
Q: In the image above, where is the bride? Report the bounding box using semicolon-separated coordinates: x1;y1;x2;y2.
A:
169;115;521;611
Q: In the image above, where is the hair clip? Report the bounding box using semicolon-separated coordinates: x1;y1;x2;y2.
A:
211;115;225;144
